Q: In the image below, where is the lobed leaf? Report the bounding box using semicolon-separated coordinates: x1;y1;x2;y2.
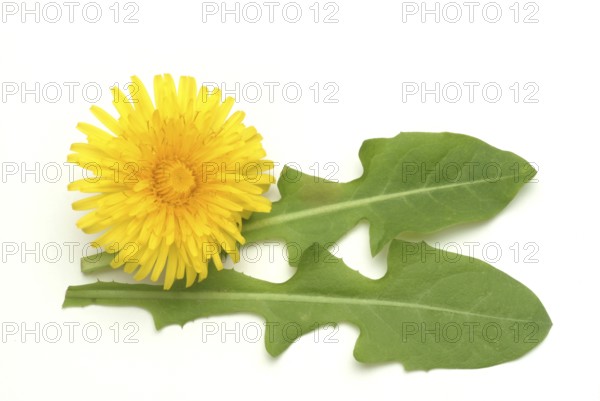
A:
65;240;551;371
243;132;536;260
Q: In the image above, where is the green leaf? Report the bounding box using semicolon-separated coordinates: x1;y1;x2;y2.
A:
78;132;535;273
244;132;536;261
64;240;551;371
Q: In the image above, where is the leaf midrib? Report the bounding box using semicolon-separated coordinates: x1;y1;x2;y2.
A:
68;288;532;322
244;175;518;232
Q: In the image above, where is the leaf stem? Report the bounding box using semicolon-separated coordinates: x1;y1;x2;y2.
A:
81;252;113;274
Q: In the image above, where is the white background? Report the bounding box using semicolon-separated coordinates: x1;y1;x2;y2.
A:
0;0;598;399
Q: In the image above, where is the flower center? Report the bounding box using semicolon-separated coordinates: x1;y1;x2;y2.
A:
153;160;197;205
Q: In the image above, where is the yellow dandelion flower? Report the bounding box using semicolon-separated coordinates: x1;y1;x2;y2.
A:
68;74;274;289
